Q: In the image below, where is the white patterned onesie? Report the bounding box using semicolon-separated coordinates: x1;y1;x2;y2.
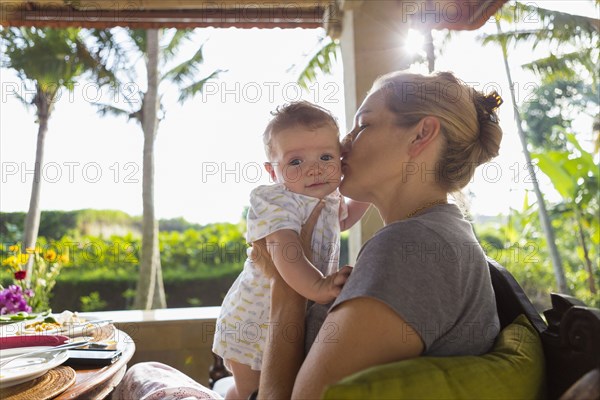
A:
212;183;347;370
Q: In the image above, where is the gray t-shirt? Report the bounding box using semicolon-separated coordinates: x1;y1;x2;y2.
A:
323;203;500;356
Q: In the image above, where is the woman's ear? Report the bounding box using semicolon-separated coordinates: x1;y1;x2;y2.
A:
264;162;277;181
408;116;441;157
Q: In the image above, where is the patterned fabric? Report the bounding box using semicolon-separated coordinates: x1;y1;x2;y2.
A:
212;183;345;370
112;362;223;400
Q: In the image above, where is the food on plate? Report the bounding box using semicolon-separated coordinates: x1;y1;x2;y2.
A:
25;311;82;330
23;310;88;333
24;318;61;332
0;311;48;324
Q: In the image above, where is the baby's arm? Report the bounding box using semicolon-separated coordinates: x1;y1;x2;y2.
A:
266;229;348;304
339;199;370;231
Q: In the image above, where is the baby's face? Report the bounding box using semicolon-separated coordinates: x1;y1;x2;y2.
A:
266;125;342;199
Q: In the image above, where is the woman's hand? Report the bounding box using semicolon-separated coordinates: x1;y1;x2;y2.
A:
250;199;326;279
248;238;275;279
299;199;326;261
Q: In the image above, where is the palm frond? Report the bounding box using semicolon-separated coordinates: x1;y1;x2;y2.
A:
533;3;599;36
96;103;138;120
6;81;34;110
297;38;339;90
177;70;222;104
482;29;540;47
129;29;147;53
1;27;100;91
161;44;205;85
523;49;599;86
87;30;124;68
86;28;138;84
491;2;599;47
162;29;192;62
74;39;115;86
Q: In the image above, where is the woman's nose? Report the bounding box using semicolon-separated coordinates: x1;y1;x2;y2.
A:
340;133;353;154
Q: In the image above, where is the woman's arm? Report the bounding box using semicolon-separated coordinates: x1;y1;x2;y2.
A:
258;255;352;400
258;270;307;400
292;297;425;399
255;202;325;400
340;199;370;231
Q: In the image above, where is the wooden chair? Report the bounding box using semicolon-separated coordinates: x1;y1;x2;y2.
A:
210;258;600;399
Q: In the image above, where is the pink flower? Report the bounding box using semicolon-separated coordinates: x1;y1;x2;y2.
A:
14;270;27;280
0;285;31;315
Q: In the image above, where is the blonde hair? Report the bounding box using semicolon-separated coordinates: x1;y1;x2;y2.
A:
372;71;503;192
263;101;339;159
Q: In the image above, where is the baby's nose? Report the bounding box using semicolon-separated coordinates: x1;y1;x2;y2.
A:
307;162;323;175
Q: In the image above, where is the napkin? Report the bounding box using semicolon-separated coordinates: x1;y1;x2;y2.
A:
0;335;70;350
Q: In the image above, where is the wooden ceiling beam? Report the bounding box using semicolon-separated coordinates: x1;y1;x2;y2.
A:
0;1;510;30
0;5;327;29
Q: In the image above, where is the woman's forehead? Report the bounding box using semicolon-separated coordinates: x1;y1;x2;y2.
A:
356;90;386;119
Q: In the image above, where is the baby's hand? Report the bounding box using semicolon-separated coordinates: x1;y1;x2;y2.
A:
313;265;353;304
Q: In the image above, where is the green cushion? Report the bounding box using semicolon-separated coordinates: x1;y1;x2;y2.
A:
322;314;545;400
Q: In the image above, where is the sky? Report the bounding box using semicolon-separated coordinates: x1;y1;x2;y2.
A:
0;1;597;225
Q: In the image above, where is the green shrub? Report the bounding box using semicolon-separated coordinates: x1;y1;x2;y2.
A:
80;291;107;312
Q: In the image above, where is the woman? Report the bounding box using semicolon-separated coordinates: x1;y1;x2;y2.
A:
114;70;504;400
259;70;503;399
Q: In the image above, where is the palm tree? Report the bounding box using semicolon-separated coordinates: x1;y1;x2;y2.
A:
484;1;599;294
490;17;567;294
0;27;111;281
90;28;221;309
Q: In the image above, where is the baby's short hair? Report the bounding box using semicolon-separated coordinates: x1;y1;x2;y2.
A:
263;101;339;159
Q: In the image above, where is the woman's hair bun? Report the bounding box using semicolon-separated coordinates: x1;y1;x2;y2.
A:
476;91;503;123
473;90;504;164
482;91;503;113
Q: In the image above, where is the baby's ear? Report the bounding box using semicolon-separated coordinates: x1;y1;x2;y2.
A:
264;162;277;181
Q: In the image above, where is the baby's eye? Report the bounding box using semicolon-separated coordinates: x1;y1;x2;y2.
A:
289;159;302;166
320;154;334;161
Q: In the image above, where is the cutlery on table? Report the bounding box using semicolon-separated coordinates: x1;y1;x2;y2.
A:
0;340;90;368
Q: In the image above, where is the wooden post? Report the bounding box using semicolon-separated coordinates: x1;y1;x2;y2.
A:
339;0;413;262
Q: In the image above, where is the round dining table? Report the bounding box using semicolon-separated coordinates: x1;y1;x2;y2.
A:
2;328;135;400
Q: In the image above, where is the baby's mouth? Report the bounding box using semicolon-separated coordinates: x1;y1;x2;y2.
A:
306;181;328;188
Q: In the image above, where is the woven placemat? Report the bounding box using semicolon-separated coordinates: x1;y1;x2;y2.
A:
1;366;76;400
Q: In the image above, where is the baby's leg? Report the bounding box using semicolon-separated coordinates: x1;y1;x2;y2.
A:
225;360;260;400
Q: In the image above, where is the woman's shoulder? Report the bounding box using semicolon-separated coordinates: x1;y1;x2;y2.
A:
357;204;481;268
370;204;470;243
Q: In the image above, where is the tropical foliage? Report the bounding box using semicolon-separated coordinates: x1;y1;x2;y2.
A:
477;198;599;309
296;36;340;90
479;0;599;304
0;220;247;311
0;27;112;282
84;28;221;309
0;213;246;279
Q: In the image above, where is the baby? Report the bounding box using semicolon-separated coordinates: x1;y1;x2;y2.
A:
212;101;369;399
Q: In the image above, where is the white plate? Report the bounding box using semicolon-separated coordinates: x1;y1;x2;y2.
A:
0;346;69;388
